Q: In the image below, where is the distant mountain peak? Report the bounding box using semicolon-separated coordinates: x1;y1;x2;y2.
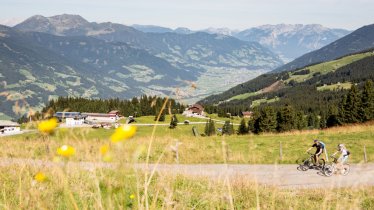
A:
48;14;89;25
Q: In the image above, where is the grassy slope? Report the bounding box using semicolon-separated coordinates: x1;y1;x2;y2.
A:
317;82;352;91
227;52;374;101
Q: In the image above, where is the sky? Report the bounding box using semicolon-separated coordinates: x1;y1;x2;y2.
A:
0;0;373;30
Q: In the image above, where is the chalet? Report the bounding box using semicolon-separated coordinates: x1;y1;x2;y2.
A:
242;111;253;118
182;104;205;117
0;120;21;134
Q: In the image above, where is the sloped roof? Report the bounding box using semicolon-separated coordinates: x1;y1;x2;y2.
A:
0;120;20;126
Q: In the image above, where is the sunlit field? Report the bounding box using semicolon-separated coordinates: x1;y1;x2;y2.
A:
0;117;374;209
2;118;373;164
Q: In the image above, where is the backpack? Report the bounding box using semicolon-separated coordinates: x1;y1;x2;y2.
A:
319;141;326;149
347;150;350;155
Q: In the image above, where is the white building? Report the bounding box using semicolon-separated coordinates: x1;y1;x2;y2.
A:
83;112;119;123
65;117;85;126
0;120;21;135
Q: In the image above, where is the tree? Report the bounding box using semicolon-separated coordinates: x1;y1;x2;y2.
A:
238;118;248;135
342;85;361;123
277;105;296;132
222;120;234;135
360;80;374;121
169;114;178;129
319;111;327;129
204;118;216;136
154;109;166;122
326;105;341;127
256;107;277;133
295;111;307;130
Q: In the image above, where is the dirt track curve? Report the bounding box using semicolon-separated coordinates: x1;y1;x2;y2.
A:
1;158;373;189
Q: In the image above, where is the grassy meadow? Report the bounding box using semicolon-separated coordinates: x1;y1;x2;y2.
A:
1;116;374;209
1;116;373;164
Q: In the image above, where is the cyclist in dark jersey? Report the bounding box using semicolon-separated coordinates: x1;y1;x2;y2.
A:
306;139;325;166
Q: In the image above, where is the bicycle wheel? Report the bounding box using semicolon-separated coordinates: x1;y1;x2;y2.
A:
301;159;312;171
341;164;350;176
318;158;325;169
324;164;334;177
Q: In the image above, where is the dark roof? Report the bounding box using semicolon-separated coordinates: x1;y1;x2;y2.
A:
189;104;204;110
0;120;20;127
54;112;85;118
83;113;117;117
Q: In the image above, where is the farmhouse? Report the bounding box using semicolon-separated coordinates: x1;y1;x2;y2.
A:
182;104;206;117
54;112;87;126
83;111;120;123
0;120;21;134
242;111;253;118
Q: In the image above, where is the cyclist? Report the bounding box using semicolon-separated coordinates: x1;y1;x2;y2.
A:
306;139;325;166
332;144;350;169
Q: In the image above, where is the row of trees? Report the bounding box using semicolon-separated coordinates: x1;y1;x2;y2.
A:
19;95;186;123
235;80;374;134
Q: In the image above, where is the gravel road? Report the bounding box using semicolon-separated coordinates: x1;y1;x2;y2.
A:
1;158;373;189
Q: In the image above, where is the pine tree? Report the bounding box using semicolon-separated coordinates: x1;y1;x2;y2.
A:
222;120;234;135
295;111;307;130
343;85;362;123
326;105;341;127
238;118;248;135
204;118;216;136
169;114;178;129
257;106;277;133
277;105;295;132
360;80;374;121
319;111;327;129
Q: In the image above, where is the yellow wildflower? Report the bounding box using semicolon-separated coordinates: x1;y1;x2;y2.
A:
34;172;47;183
38;118;58;134
100;144;110;155
57;145;76;157
110;125;137;143
103;153;113;162
129;194;135;199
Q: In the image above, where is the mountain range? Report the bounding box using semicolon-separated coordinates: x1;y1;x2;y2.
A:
1;14;282;119
132;24;350;62
199;23;374;108
274;24;374;72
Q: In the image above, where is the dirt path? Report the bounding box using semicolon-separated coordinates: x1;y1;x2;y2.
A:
1;158;373;189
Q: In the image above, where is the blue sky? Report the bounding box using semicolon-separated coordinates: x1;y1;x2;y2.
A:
0;0;373;30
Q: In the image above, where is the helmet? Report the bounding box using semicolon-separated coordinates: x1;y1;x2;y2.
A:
338;144;344;149
314;139;318;143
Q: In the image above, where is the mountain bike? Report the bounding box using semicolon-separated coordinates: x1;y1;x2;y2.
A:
323;156;350;177
297;152;325;171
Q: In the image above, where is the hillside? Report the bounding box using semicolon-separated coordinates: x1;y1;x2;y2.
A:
0;15;284;119
11;14;283;105
0;25;191;119
275;24;374;72
14;14;282;70
199;50;374;113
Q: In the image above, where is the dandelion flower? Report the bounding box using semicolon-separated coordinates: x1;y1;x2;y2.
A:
111;125;137;143
38;118;58;134
34;172;47;183
57;145;76;157
129;194;135;199
100;144;110;155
